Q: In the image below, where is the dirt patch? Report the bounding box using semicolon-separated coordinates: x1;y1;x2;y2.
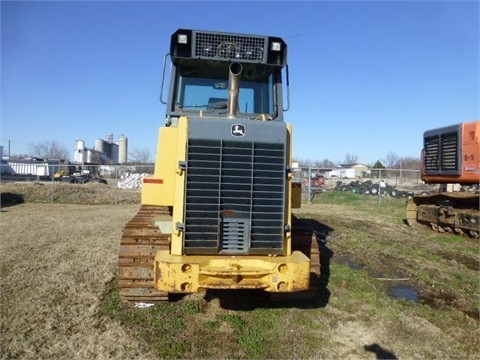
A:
436;250;480;271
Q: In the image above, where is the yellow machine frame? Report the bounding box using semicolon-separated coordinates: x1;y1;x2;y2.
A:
142;116;309;293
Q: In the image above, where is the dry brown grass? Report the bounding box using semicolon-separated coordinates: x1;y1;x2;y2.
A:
0;203;156;359
0;182;140;205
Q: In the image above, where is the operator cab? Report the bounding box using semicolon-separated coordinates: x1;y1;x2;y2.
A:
162;29;289;122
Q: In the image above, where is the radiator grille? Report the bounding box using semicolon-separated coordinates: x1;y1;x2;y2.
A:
424;131;459;174
194;31;265;62
424;136;440;171
183;139;285;255
221;218;249;253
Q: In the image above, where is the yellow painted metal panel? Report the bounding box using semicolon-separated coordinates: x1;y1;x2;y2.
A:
285;123;294;255
140;116;187;255
142;127;179;206
170;117;188;255
291;182;302;208
154;250;310;293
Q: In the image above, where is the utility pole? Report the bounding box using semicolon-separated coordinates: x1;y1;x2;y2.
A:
8;139;11;160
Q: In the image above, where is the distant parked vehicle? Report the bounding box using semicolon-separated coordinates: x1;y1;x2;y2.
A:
54;170;107;185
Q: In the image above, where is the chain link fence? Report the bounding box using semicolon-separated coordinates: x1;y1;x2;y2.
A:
0;163;155;184
294;167;422;203
1;162;421;204
0;163;156;204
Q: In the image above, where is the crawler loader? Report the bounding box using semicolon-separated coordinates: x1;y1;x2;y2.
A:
406;121;479;237
117;29;319;303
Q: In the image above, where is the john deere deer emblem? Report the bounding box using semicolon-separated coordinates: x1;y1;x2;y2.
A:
231;124;245;137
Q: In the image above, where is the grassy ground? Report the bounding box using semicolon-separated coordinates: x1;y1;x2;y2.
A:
0;181;140;205
1;186;478;359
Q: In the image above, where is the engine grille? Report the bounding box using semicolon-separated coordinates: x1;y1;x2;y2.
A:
193;31;266;62
424;129;460;174
183;139;285;255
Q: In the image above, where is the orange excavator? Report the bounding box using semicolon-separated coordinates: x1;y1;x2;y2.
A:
406;121;479;237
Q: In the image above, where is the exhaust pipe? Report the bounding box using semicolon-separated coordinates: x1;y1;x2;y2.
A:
227;62;242;119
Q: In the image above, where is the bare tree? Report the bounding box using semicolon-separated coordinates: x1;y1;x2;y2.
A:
292;158;312;167
28;140;70;160
383;151;400;168
313;159;336;168
398;156;420;170
343;153;359;165
129;148;151;163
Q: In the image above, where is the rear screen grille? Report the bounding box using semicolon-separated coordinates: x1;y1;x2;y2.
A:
424;128;460;175
183;139;285;255
440;133;458;170
194;31;266;62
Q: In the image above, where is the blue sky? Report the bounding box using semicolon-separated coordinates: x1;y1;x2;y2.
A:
2;0;479;165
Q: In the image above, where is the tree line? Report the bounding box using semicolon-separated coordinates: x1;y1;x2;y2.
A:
7;140;420;170
294;152;420;170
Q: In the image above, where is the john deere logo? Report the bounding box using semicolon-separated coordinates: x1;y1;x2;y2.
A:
231;124;245;137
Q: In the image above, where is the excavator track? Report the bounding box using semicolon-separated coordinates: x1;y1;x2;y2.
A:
117;205;172;304
407;192;479;238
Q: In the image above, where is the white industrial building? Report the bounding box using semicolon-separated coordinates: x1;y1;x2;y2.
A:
4;160;56;176
327;164;370;179
74;134;128;165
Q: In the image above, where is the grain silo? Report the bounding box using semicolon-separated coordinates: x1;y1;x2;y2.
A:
94;139;105;153
75;140;86;163
86;149;95;164
118;135;128;164
110;143;119;164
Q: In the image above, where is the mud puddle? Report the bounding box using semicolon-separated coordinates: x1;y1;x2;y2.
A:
335;254;366;271
387;285;420;302
333;253;478;319
335;254;421;303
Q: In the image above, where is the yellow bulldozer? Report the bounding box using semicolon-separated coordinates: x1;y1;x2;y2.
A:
117;29;319;303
